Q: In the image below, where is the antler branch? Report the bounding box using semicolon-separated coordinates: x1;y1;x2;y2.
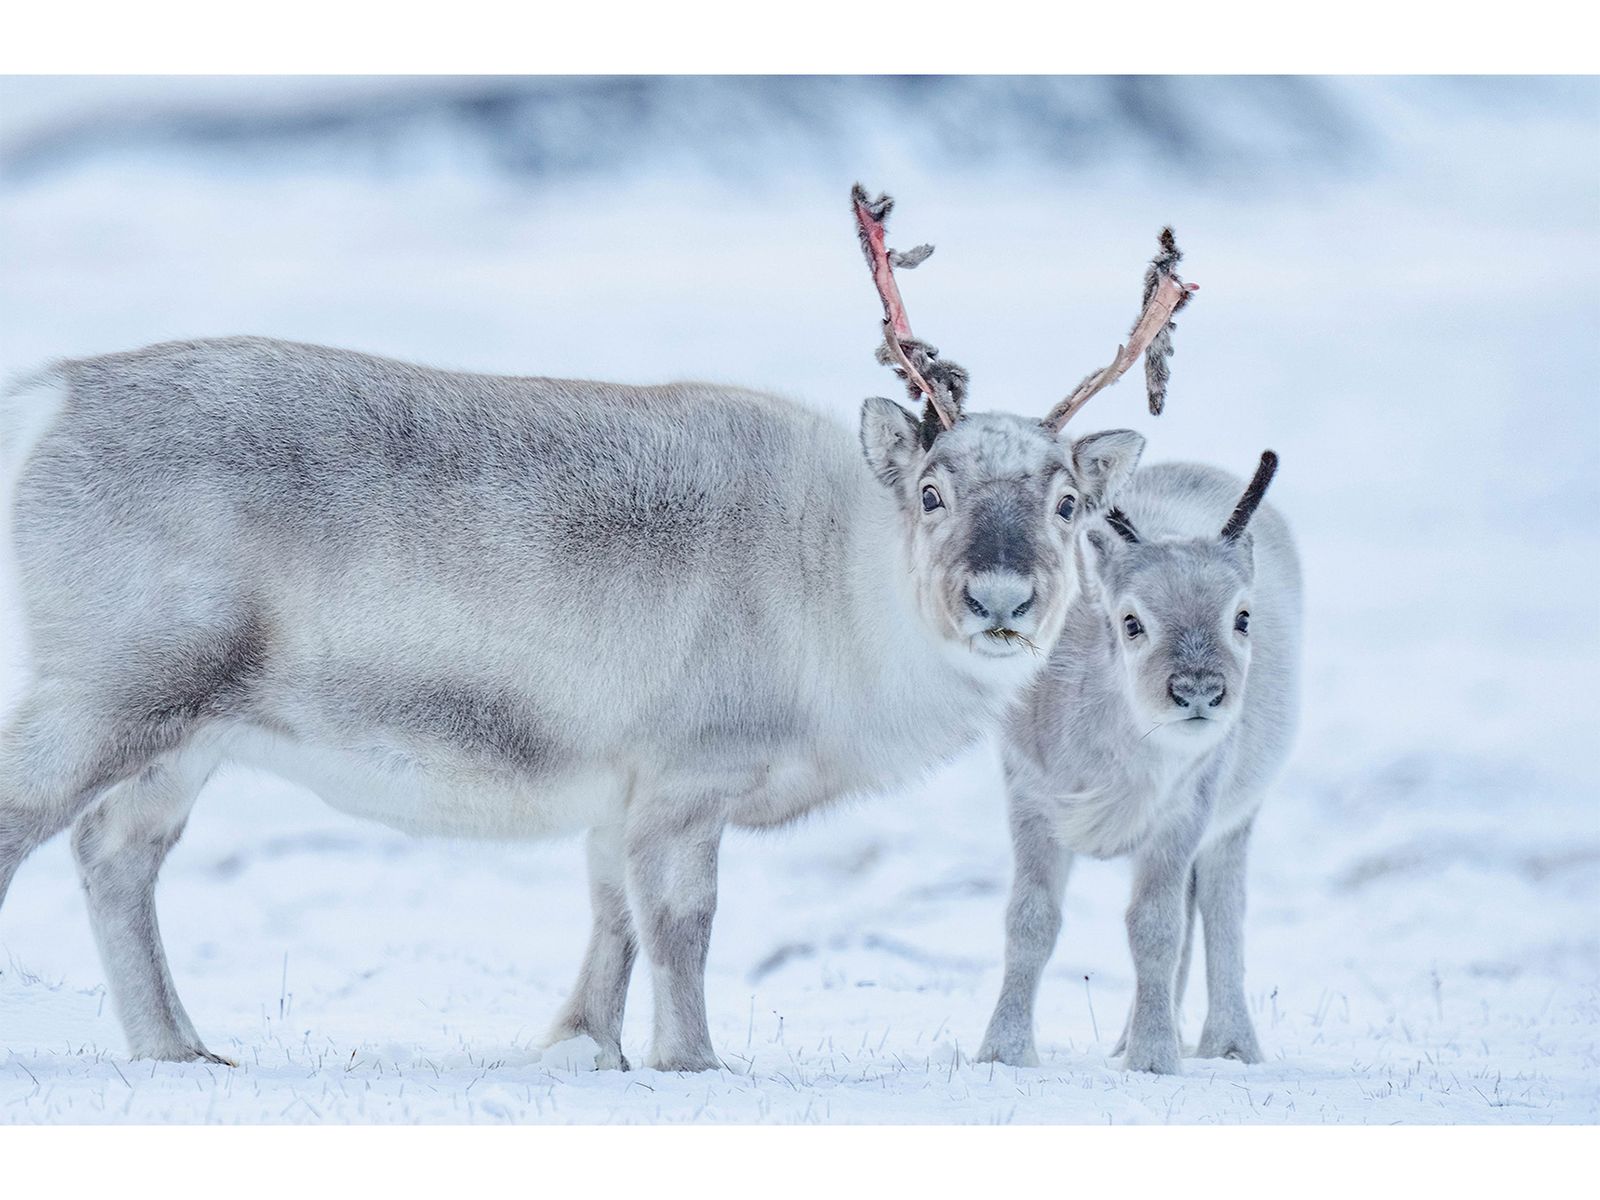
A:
1041;227;1198;433
851;184;959;432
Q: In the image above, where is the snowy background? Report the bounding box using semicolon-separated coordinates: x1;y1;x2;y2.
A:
0;75;1595;1124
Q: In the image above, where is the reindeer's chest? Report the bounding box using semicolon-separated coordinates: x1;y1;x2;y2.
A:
1024;751;1199;860
723;695;986;830
718;727;951;830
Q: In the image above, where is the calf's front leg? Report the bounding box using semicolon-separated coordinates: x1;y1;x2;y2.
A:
1193;818;1263;1063
1112;866;1196;1058
625;799;724;1072
978;802;1072;1067
1122;807;1208;1076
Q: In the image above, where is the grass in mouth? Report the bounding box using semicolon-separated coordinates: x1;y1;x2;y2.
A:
984;628;1042;655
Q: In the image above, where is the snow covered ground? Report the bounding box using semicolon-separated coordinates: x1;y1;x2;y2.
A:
0;76;1596;1123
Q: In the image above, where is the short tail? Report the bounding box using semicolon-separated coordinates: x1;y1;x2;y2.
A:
1;368;68;709
0;367;68;499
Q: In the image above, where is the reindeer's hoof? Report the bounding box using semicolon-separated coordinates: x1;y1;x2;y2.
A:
977;1038;1039;1068
136;1043;237;1067
1196;1027;1262;1064
541;1032;629;1071
1122;1039;1183;1076
586;1045;630;1072
646;1050;722;1073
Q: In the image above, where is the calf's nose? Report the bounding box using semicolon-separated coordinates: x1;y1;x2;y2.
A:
1168;672;1226;709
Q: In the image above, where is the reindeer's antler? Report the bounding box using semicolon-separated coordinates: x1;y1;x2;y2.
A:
1220;451;1279;541
851;184;959;432
1041;227;1198;433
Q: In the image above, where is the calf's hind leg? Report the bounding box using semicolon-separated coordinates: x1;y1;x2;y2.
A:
71;740;229;1064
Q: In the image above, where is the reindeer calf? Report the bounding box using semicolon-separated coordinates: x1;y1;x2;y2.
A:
978;453;1302;1074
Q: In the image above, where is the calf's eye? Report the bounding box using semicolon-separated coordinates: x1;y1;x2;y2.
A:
1235;610;1250;634
1056;494;1076;521
921;485;943;513
1123;614;1144;639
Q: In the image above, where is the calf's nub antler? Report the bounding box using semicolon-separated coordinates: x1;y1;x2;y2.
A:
1041;227;1199;433
1220;451;1279;542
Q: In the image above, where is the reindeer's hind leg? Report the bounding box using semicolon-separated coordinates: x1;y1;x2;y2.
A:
0;680;150;909
545;822;637;1070
71;737;228;1064
3;646;248;1061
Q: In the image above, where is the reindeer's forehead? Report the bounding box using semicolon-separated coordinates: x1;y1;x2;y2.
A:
927;412;1063;480
1120;539;1250;607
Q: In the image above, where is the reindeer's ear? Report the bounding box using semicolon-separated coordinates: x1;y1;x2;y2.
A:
1085;528;1117;567
859;396;923;488
1082;525;1131;591
1220;528;1256;577
1069;429;1145;510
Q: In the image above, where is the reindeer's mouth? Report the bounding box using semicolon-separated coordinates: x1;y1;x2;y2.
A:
977;627;1042;657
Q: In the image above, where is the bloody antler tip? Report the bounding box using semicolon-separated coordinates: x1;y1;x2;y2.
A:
851;182;893;224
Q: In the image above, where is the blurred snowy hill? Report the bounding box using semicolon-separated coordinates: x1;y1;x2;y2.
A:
3;76;1593;191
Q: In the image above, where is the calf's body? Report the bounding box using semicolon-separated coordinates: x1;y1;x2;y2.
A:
979;458;1302;1074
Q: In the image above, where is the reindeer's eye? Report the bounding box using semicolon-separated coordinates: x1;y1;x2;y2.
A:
1123;615;1144;639
1056;494;1077;521
921;485;943;513
1234;610;1250;635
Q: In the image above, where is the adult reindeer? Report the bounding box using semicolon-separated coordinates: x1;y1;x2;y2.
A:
0;186;1193;1072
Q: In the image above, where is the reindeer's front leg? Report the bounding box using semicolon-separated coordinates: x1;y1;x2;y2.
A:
1122;799;1209;1075
1122;846;1192;1075
546;823;637;1069
979;799;1072;1067
624;797;724;1073
1194;817;1263;1063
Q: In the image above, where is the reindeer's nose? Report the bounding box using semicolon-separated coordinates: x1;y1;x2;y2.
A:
1168;672;1226;710
965;573;1035;625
